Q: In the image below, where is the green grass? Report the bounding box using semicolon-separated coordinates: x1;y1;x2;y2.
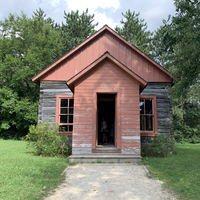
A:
0;139;74;200
143;143;200;200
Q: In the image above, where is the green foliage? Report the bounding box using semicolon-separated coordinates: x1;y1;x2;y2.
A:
0;87;37;139
173;101;200;144
0;9;64;139
143;143;200;200
25;121;71;157
0;9;63;100
141;134;174;157
151;21;174;68
151;0;200;143
115;9;153;56
159;0;200;97
57;8;98;55
0;139;74;200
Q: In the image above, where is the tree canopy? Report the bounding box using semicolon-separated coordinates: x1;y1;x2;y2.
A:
151;0;200;143
115;10;153;56
58;8;98;55
0;9;64;138
161;0;200;97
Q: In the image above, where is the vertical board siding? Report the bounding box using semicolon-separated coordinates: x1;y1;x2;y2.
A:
72;60;141;155
39;81;73;128
140;82;173;143
42;31;172;83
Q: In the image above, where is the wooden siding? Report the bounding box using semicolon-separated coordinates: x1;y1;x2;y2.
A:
67;53;147;93
72;60;141;155
39;81;73;141
41;30;172;83
140;83;173;142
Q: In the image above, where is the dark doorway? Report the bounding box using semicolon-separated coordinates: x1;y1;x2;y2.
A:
97;94;115;145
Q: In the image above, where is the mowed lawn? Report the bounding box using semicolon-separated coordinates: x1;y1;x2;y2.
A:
0;139;73;200
143;143;200;200
1;140;200;200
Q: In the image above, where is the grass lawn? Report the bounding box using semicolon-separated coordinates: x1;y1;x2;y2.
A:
143;143;200;200
0;139;74;200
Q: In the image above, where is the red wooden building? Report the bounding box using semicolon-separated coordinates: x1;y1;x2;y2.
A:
32;25;173;162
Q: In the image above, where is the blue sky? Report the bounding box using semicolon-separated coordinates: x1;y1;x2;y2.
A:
0;0;176;32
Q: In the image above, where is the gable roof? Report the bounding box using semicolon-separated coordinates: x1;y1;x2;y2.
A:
32;25;173;85
67;51;147;93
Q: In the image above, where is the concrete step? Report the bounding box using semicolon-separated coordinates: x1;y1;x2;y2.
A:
69;153;142;163
92;148;121;153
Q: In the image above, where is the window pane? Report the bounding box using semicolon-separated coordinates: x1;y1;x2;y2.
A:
69;125;73;132
69;115;73;123
61;99;68;107
61;108;68;114
145;116;153;131
145;99;152;114
140;115;145;130
60;125;69;132
140;99;144;114
69;99;74;107
59;125;67;132
60;115;68;123
69;108;73;114
60;125;73;132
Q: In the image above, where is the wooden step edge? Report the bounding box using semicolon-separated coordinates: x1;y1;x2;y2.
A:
69;155;142;163
92;149;121;153
92;148;121;152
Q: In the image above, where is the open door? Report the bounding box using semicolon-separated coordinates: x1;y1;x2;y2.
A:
97;94;115;146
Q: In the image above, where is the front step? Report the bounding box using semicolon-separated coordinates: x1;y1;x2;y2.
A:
69;153;142;163
92;144;121;153
92;148;121;153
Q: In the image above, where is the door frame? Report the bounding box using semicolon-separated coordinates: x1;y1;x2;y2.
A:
92;90;121;149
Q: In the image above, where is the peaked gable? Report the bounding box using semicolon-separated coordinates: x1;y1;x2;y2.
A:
32;25;173;85
67;52;147;93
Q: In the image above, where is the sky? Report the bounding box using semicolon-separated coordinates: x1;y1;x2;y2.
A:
0;0;176;32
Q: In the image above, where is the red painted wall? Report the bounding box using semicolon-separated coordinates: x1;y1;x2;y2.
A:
72;59;141;155
41;31;172;83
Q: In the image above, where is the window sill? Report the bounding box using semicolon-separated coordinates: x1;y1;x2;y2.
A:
140;131;158;137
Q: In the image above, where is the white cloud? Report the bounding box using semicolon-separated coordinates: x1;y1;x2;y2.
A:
51;0;60;6
65;0;120;29
95;13;118;29
66;0;120;12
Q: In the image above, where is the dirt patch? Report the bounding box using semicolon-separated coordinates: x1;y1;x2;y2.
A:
44;163;176;200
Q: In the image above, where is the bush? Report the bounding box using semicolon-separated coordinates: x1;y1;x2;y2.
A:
141;134;175;157
174;125;200;144
0;87;38;139
173;103;200;144
25;121;71;157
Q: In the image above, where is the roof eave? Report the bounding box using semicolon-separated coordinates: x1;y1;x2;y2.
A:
66;52;147;93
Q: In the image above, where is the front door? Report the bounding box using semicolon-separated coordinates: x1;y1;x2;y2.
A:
97;94;115;146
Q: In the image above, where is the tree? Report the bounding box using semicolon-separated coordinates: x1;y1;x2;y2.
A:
161;0;200;97
150;1;200;143
115;10;153;56
151;21;172;67
58;8;98;55
0;9;64;138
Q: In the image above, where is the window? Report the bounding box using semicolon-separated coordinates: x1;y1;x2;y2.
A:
56;95;74;134
140;96;157;136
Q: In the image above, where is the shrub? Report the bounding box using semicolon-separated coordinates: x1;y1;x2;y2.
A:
173;103;200;144
25;121;71;157
141;134;175;157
